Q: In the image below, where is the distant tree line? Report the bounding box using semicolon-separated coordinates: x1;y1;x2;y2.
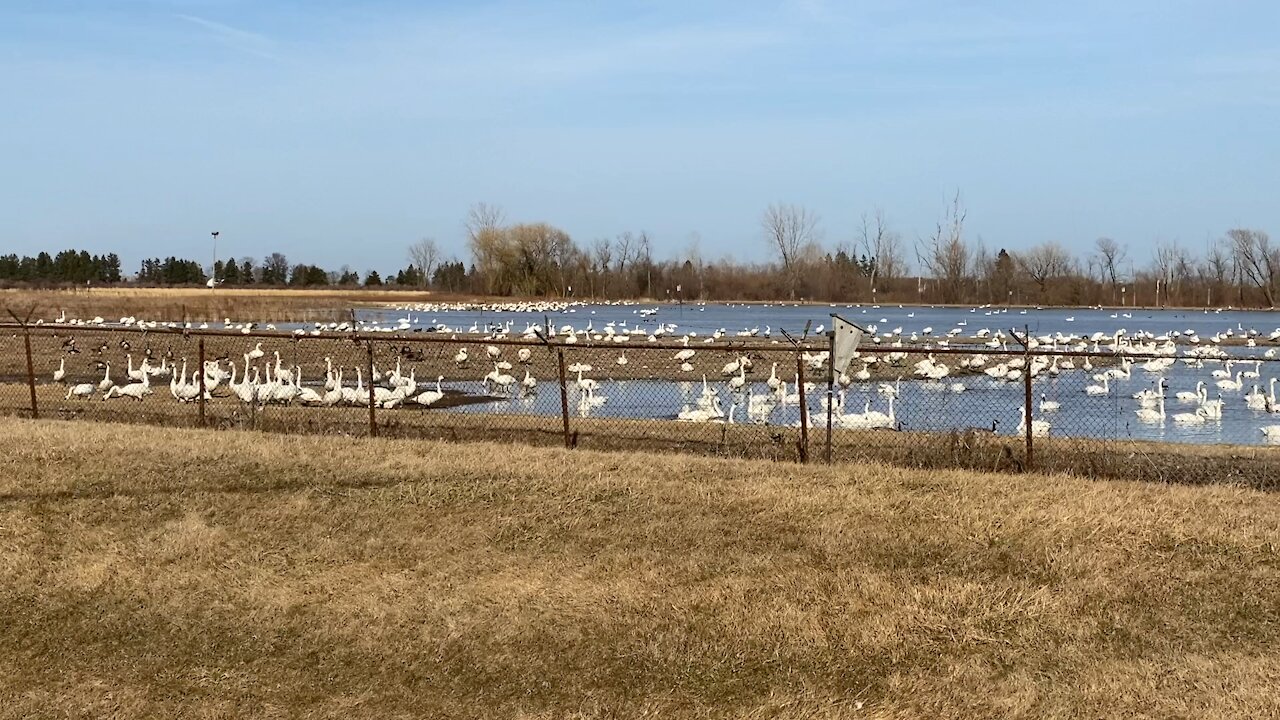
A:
3;199;1276;307
0;250;123;284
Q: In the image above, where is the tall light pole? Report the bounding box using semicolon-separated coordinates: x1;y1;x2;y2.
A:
210;231;220;290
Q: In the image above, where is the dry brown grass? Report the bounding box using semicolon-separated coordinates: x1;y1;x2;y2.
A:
2;418;1279;718
1;287;485;324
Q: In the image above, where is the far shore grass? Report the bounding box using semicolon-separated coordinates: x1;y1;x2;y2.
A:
5;286;1278;326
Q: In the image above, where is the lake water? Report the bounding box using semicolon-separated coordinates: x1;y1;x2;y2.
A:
356;302;1280;448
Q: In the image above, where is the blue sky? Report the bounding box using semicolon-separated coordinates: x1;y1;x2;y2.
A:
2;0;1277;275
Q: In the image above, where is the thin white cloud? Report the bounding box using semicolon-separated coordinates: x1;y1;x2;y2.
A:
175;13;278;60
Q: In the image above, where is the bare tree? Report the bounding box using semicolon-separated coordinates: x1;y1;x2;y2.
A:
1151;240;1194;306
261;252;290;285
915;191;970;303
1016;241;1072;299
858;208;907;288
506;222;576;296
466;203;508;294
407;237;441;287
1201;238;1232;305
762;203;821;299
1227;228;1279;307
589;237;612;298
465;202;505;240
1093;237;1125;287
612;231;638;295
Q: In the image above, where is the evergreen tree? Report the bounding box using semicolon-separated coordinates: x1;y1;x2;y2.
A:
222;257;240;284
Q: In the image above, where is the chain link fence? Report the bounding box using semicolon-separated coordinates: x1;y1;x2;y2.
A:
3;322;1279;488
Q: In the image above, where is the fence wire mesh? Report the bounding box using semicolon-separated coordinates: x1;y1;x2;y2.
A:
3;322;1280;489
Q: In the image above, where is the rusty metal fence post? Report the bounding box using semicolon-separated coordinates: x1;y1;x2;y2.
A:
557;347;571;448
366;338;377;437
797;354;808;463
1023;354;1033;472
198;337;207;427
825;330;834;463
22;324;37;420
1017;325;1034;472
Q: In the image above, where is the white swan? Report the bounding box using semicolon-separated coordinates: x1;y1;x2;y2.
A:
416;376;446;406
104;373;150;401
1085;376;1109;396
1016;406;1050;437
96;362;112;392
1135;394;1165;423
1039;393;1060;412
1175;381;1204;402
1216;371;1244;392
1171;407;1207;424
766;362;781;391
1200;393;1225;419
678;396;723;422
1246;384;1268;410
727;364;747;392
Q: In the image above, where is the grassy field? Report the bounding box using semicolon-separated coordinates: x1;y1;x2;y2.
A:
0;287;481;324
2;419;1278;718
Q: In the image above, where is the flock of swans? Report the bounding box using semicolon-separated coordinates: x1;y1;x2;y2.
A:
29;299;1280;445
41;330;1280;443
